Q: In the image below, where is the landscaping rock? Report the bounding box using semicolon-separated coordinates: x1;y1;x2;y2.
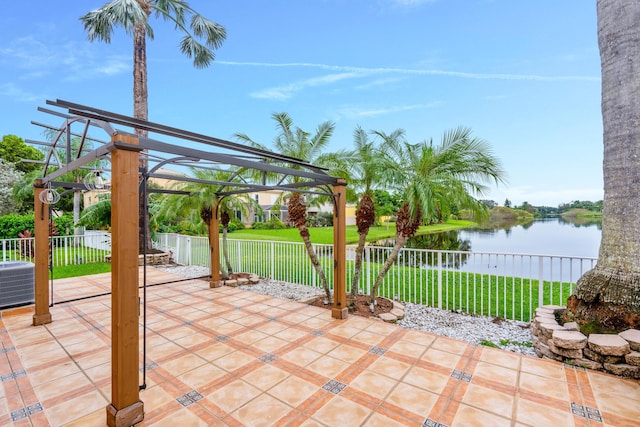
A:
570;358;603;371
393;301;405;311
552;330;587;349
549;342;583;359
583;348;624;364
588;334;631;356
625;351;640;367
237;278;250;285
378;312;397;323
538;322;566;340
224;279;238;287
390;308;405;320
603;363;640;379
563;322;580;332
619;329;640;352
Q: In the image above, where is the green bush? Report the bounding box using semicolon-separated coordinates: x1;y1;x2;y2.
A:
252;217;286;230
0;213;74;239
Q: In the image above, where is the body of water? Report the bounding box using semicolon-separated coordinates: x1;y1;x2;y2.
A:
458;217;601;258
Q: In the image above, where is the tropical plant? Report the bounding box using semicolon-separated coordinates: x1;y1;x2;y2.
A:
564;0;640;331
234;112;336;301
77;198;112;230
0;135;44;173
331;126;390;300
156;169;256;279
368;127;506;303
0;160;22;216
81;0;226;253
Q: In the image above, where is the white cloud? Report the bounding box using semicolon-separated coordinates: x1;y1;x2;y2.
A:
225;60;599;101
250;72;367;100
335;102;440;120
0;82;44;102
0;36;130;81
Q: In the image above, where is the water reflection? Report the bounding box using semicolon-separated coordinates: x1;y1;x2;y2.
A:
369;216;601;274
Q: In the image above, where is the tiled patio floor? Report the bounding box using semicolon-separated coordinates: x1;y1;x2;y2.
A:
0;269;638;426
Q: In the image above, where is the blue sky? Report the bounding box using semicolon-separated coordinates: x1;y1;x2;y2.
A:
0;0;602;207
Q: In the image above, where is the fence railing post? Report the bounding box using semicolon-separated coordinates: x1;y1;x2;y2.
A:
270;241;275;280
538;257;544;308
437;251;443;309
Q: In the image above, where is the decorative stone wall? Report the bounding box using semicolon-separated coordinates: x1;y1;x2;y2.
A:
531;305;640;379
105;251;172;265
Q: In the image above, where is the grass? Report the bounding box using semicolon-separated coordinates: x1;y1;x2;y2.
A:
229;219;475;244
51;262;111;279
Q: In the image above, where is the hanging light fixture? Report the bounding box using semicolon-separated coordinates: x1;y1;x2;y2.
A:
84;169;106;191
38;184;60;205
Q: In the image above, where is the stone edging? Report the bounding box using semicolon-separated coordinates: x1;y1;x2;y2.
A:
298;296;405;323
531;305;640;379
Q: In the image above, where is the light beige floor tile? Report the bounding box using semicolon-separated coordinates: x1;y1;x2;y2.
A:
281;347;323;367
212;350;256;372
242;364;289;391
431;336;469;355
367;356;412;380
403;365;450;394
326;343;367;364
385;382;439;415
472;361;518;387
177;363;226;390
349;370;398;399
312;395;371;426
420;348;461;369
452;403;512;427
148;407;211;427
207;379;262;413
268;376;318;407
520;356;566;381
161;353;207;377
479;347;522;370
519;372;569;401
34;371;92;402
516;398;575;426
232;392;292;427
306;355;349;379
365;412;410;427
44;390;108;426
462;384;515;419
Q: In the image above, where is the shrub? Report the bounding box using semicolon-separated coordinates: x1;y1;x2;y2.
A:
0;213;74;239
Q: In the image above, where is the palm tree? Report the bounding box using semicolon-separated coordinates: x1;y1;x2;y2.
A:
565;0;640;331
156;169;255;279
235;113;336;301
81;1;226;253
369;127;506;303
332;127;391;300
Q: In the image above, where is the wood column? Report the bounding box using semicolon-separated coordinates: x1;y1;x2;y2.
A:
209;198;222;287
106;134;144;427
332;179;348;319
32;182;51;326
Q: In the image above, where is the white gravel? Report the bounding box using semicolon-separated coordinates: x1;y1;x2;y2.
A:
156;265;535;356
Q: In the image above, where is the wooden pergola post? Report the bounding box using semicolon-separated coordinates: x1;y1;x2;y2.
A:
106;134;144;427
209;198;222;287
332;178;348;319
32;181;51;326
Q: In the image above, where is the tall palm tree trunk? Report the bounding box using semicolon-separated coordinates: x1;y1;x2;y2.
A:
369;203;420;304
566;0;640;331
288;193;331;302
369;235;408;304
222;226;233;278
351;231;368;298
351;194;376;299
134;16;152;253
299;223;331;302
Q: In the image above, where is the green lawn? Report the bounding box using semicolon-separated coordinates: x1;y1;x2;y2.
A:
229;219;475;244
51;262;111;279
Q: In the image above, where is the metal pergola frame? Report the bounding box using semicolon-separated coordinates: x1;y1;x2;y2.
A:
28;99;348;427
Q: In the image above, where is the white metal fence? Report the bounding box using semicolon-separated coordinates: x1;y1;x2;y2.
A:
154;233;597;322
1;233;111;266
0;232;598;321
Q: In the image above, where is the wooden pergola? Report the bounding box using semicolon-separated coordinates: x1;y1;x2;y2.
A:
28;99;348;427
